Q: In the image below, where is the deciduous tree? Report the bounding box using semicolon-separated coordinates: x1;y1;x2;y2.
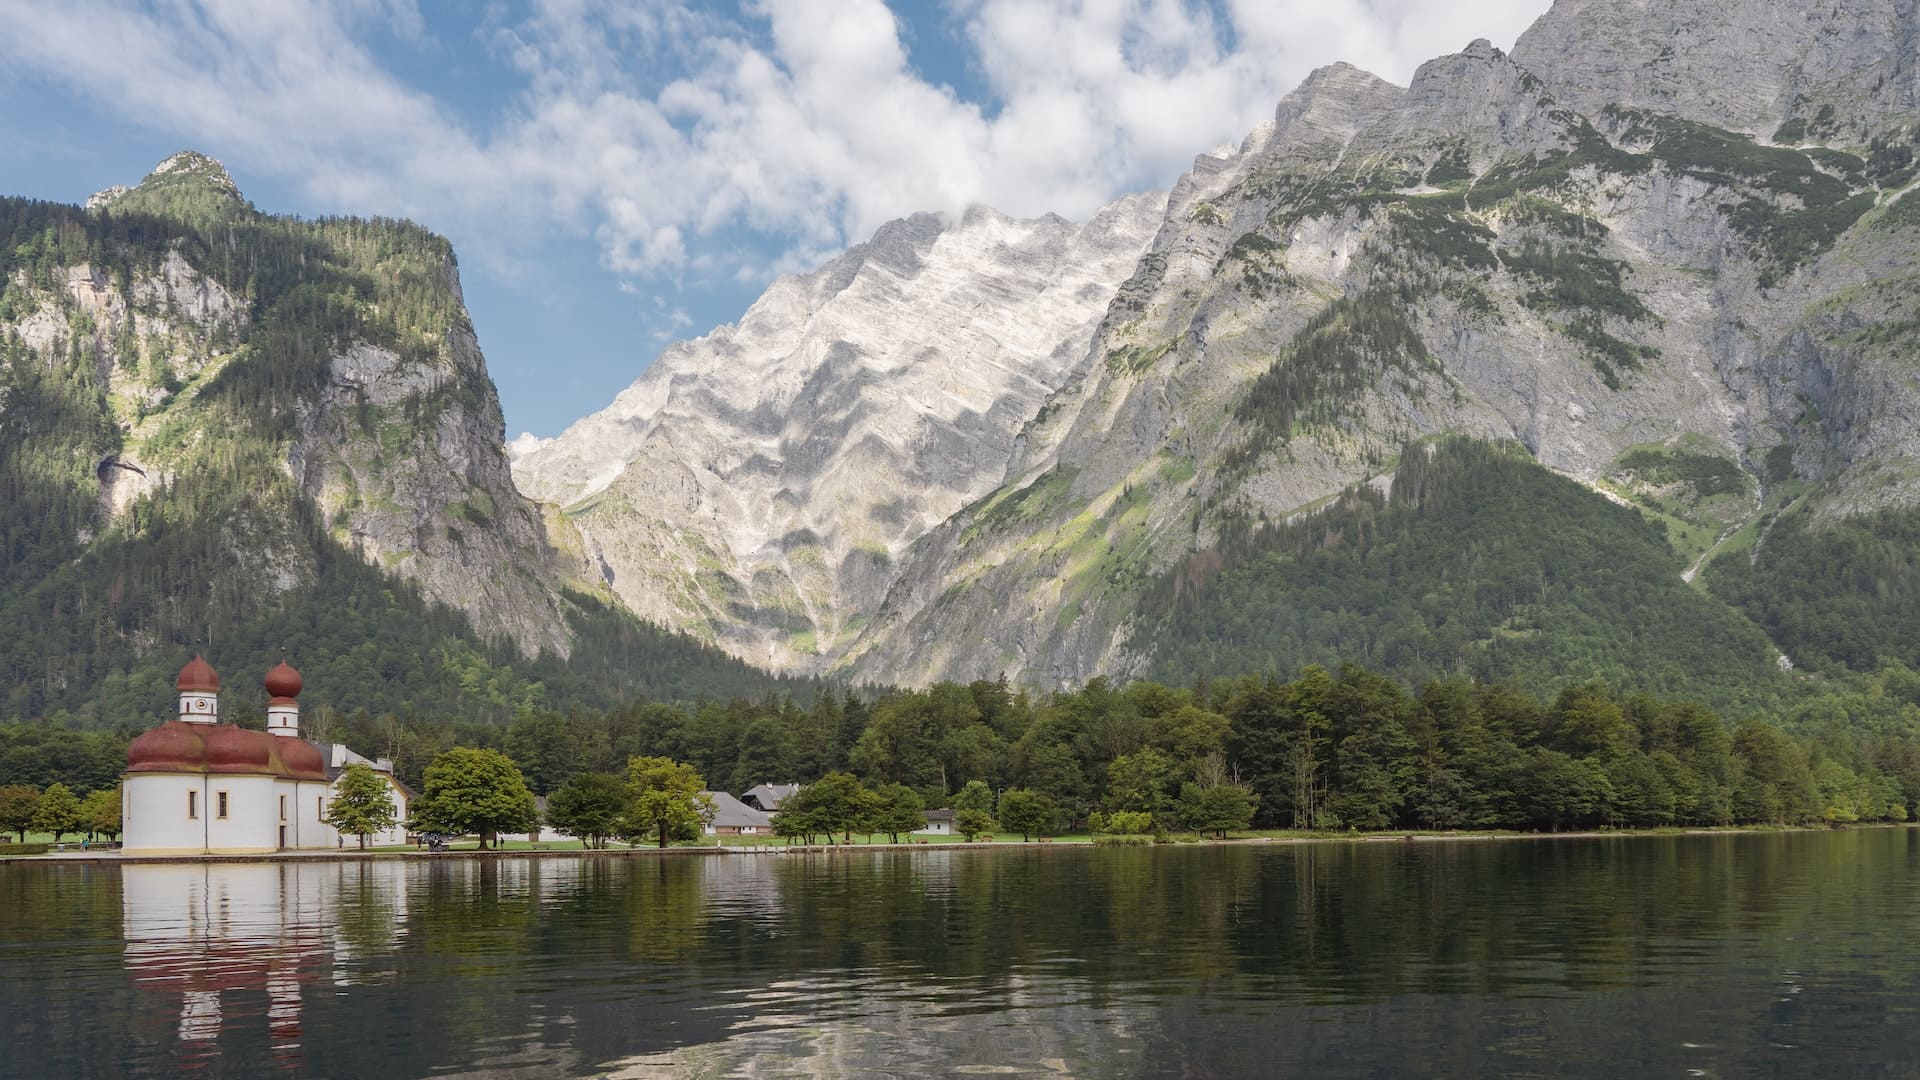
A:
955;808;995;841
30;782;81;843
996;788;1053;842
547;772;630;848
325;763;399;849
627;756;714;849
871;783;925;843
80;787;121;841
411;748;537;848
0;784;39;842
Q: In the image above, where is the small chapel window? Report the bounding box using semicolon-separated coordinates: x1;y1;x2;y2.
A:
216;791;229;819
187;791;198;819
279;795;287;822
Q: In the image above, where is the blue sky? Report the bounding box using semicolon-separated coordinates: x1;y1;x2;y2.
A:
0;0;1548;439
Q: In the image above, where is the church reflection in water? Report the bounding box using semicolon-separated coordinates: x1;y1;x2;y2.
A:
121;861;408;1068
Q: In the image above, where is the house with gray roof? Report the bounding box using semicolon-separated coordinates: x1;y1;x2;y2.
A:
703;790;774;836
739;783;800;812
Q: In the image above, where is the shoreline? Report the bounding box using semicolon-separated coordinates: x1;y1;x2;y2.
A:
5;822;1905;867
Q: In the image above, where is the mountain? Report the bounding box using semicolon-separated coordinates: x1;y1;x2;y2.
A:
0;152;795;726
510;196;1166;672
517;0;1920;706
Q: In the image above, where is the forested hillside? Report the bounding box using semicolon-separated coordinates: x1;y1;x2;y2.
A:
1135;438;1787;707
0;155;804;729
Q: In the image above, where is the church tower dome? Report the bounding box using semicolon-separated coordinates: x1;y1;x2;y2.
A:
176;655;220;723
264;659;303;737
264;661;302;701
177;655;219;693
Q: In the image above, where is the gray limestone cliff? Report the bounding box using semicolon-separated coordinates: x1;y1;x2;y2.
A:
835;1;1920;687
511;0;1920;688
510;196;1167;672
2;152;571;658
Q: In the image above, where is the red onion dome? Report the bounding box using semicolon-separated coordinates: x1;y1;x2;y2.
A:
127;723;207;773
264;661;303;702
127;722;328;780
274;736;328;782
176;655;220;693
203;725;273;773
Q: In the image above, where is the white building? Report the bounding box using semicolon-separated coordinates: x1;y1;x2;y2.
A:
914;809;955;836
122;656;411;855
318;743;416;848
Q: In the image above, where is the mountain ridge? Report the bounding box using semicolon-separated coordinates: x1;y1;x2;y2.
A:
507;0;1920;701
510;192;1168;673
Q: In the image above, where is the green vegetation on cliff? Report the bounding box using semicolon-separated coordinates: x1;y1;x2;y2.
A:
1704;505;1920;676
0;171;802;729
1140;438;1783;706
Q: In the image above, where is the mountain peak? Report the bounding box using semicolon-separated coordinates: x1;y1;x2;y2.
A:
90;150;245;212
145;150;242;198
1271;62;1404;144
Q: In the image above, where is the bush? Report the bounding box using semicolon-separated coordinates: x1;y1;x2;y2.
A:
1093;834;1154;846
1;843;49;856
1098;810;1154;834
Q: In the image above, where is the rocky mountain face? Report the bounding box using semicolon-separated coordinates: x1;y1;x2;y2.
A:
2;151;572;670
512;0;1920;692
510;197;1166;672
836;0;1920;688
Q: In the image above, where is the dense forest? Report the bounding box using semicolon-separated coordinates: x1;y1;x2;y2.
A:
1137;438;1791;708
8;660;1917;835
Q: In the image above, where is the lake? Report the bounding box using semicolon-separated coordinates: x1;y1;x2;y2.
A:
4;830;1920;1077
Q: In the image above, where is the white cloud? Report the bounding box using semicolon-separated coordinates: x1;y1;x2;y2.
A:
0;0;1551;288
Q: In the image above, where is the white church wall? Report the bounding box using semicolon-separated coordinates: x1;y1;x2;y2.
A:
124;774;213;855
202;775;278;854
124;773;279;855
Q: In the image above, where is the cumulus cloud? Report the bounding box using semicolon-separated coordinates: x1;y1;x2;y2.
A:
0;0;1550;286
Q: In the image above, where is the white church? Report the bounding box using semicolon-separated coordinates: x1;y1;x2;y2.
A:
121;656;415;855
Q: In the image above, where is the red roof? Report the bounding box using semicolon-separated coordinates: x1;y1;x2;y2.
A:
264;660;303;703
176;655;220;693
127;723;327;781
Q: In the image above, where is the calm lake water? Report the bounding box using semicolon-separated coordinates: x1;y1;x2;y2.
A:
5;830;1920;1077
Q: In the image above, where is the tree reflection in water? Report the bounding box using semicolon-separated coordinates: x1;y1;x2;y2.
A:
1;832;1918;1076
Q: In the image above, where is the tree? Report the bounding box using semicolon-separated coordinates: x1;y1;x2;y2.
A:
997;788;1053;842
411;748;537;848
955;808;995;841
627;756;714;848
0;784;39;842
954;779;995;816
1105;748;1178;817
776;772;874;843
80;787;121;841
501;710;584;795
1177;781;1258;838
30;782;81;843
546;772;630;849
325;763;399;849
730;717;794;794
871;783;926;843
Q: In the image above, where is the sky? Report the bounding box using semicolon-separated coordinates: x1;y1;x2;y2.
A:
0;0;1551;439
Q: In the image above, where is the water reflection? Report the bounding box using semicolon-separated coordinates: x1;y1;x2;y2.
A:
3;832;1920;1076
121;862;408;1072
